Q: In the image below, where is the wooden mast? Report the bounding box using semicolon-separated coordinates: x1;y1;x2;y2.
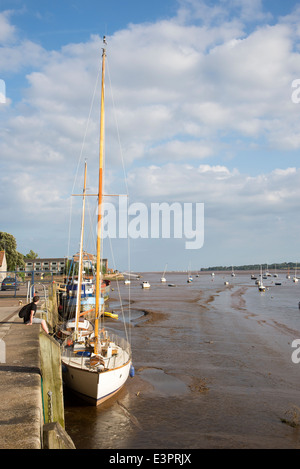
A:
94;42;106;353
75;160;87;337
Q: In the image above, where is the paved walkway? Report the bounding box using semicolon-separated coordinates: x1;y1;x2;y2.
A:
0;306;20;341
0;302;43;449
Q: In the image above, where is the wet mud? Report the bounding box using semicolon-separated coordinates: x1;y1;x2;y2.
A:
64;272;300;449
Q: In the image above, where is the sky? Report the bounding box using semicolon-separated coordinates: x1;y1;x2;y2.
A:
1;0;300;272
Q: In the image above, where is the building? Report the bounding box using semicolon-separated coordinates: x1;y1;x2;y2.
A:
24;258;66;274
0;251;7;282
73;252;108;272
73;251;96;271
22;254;108;275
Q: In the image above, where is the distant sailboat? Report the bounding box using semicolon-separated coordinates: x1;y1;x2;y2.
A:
258;265;266;292
187;263;193;283
264;264;271;277
160;264;167;282
293;263;298;283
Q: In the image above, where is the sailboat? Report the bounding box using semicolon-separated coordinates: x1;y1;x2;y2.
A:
61;41;132;405
56;161;95;340
187;263;193;283
258;265;266;292
160;263;167;282
293;263;298;283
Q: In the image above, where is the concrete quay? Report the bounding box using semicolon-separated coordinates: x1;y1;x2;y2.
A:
0;298;75;449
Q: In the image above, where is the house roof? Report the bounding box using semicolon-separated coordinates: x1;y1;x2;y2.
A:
24;258;66;263
72;252;107;263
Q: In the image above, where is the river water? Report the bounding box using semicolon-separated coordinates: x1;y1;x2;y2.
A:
64;271;300;449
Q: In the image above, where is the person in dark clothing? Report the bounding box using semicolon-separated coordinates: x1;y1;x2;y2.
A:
24;295;49;334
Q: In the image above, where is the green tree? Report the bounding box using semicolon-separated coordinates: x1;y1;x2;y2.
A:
24;250;39;259
0;232;25;271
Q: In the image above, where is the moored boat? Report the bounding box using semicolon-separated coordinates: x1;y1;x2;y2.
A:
160;263;167;282
61;40;132;405
62;330;131;405
142;281;151;289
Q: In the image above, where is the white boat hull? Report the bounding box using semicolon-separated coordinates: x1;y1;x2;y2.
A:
62;356;131;405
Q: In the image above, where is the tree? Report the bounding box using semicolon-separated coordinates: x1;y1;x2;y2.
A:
0;232;25;271
24;250;39;259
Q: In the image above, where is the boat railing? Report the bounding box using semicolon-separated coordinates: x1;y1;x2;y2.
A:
61;347;90;369
103;330;131;356
61;331;131;369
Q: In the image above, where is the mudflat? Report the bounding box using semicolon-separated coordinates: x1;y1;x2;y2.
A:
63;271;300;449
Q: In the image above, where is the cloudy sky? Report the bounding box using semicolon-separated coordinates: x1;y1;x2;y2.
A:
1;0;300;272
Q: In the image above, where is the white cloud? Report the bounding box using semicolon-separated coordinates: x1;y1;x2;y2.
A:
127;163;300;218
0;10;16;43
8;41;46;73
147;140;214;161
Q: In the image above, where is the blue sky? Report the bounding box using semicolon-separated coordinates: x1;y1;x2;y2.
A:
1;0;300;272
0;0;177;47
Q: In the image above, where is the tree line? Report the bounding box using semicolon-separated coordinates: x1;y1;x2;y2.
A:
202;263;299;272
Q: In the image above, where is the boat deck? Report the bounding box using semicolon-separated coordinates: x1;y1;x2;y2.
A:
61;342;131;373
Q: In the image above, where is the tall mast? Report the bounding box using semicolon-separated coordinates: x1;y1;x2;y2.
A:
75;160;87;336
94;42;106;352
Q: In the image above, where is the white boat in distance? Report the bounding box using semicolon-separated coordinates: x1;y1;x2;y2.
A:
160;263;167;282
61;41;132;405
293;264;298;283
142;281;151;288
258;265;266;292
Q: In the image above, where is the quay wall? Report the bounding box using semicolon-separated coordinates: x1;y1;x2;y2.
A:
0;300;75;449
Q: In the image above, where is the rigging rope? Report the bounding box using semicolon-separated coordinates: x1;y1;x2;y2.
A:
64;52;133;350
66;62;102;260
107;57;132;345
